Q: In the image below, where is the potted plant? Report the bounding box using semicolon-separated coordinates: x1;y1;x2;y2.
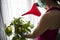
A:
5;17;34;40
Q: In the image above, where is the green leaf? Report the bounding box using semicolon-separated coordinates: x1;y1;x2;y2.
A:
26;29;31;33
12;35;21;40
10;22;14;25
23;21;30;28
5;26;12;36
30;24;34;29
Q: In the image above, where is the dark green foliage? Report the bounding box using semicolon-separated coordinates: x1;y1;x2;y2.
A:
12;34;26;40
5;17;34;40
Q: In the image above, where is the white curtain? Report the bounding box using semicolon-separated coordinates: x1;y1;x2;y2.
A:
1;0;32;26
1;0;46;40
0;0;7;40
0;10;7;40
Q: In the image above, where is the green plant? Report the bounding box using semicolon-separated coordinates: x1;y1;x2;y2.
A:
5;17;34;40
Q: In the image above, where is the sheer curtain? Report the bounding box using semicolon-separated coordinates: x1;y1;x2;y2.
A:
1;0;32;26
0;0;7;40
1;0;46;40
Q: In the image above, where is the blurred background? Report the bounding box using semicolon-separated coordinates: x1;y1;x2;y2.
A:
0;0;60;40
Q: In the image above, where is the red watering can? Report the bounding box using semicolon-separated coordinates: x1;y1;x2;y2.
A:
22;3;41;17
